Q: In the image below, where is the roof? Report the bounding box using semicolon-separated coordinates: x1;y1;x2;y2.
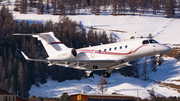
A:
70;93;135;98
0;88;25;101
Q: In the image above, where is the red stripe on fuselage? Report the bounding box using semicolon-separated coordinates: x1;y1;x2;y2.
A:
48;42;62;44
77;45;148;55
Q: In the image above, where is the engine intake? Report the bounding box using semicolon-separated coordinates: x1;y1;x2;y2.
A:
49;48;77;60
72;49;77;57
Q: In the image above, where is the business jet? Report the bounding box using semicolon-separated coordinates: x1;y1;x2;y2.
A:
14;32;172;78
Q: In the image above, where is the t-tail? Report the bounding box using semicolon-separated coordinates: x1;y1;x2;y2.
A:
14;32;68;57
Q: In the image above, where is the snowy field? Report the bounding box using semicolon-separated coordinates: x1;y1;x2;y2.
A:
11;12;180;44
29;58;180;99
2;0;180;99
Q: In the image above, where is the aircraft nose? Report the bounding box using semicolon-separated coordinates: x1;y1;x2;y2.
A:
164;45;172;53
154;44;172;54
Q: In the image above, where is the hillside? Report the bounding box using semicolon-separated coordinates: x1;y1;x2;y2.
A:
0;0;180;99
29;57;180;99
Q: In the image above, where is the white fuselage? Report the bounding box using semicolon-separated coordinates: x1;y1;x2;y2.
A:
15;32;172;74
66;38;171;69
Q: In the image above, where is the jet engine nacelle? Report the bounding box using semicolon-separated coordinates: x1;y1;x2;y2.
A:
49;48;77;60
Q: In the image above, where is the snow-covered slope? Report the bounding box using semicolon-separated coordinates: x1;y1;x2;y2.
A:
12;12;180;44
29;58;180;99
2;1;180;98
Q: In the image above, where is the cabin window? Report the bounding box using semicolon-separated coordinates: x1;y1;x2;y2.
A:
149;39;158;43
99;50;101;53
109;48;111;51
114;47;117;50
142;40;149;44
120;46;122;49
125;45;128;48
104;49;106;52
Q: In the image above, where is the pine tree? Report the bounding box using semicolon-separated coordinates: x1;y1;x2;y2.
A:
138;0;148;14
46;0;50;14
4;78;9;91
8;87;14;94
20;0;27;13
151;0;159;15
1;70;7;83
69;0;76;15
52;0;57;15
18;62;26;97
37;0;44;14
117;0;126;14
165;0;176;18
95;0;100;15
0;56;4;72
8;61;13;77
10;75;16;94
129;0;137;14
90;0;96;14
112;0;117;15
60;92;70;101
150;56;157;72
131;59;140;78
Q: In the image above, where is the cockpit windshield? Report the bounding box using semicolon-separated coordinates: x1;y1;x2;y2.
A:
142;39;158;44
142;40;149;44
149;39;158;43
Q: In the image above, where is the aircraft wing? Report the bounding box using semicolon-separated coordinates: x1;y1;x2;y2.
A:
21;51;118;69
21;51;115;62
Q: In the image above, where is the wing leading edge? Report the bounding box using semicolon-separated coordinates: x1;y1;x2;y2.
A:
21;51;116;62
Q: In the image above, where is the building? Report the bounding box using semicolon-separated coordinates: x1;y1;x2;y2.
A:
0;88;25;101
70;94;135;101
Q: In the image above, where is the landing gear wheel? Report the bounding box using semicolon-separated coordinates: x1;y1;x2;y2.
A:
103;72;111;78
156;61;161;66
86;72;93;77
156;56;162;66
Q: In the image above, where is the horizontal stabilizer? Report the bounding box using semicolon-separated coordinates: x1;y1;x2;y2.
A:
21;51;30;60
13;33;39;36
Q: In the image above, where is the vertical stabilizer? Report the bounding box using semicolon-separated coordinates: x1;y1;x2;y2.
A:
32;32;68;57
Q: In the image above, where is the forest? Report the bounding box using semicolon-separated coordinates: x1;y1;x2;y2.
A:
0;4;116;98
16;0;179;18
0;0;179;99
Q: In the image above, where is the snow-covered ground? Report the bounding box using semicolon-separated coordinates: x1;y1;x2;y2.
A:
29;58;180;99
12;12;180;44
2;0;180;99
11;6;180;99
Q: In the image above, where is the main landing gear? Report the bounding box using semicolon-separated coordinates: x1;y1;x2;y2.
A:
85;68;112;78
103;72;111;78
86;71;93;77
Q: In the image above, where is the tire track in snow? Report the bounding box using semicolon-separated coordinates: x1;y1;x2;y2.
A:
154;19;174;37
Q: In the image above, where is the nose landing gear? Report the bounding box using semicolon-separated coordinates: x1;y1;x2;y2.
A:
156;56;162;66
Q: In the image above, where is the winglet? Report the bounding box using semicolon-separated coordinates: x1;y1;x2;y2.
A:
21;51;30;60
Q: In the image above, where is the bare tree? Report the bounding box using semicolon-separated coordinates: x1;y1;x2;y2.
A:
141;57;148;80
97;75;108;94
